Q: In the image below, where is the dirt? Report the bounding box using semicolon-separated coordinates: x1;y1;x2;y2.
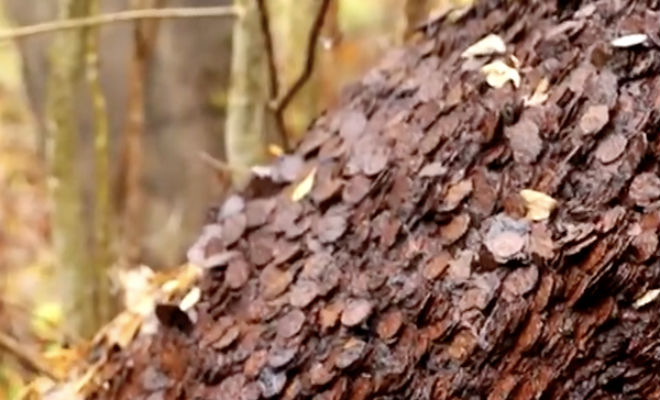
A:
90;0;660;398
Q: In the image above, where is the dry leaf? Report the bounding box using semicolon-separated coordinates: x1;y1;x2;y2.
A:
268;144;284;157
524;77;550;106
179;286;201;311
481;60;521;88
461;34;506;58
520;189;558;221
633;289;660;309
291;167;316;202
610;33;647;48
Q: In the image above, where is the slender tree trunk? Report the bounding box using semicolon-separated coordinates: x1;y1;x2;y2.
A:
225;0;270;187
46;0;96;338
117;0;163;267
84;0;116;333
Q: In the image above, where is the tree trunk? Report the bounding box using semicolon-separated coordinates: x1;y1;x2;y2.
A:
224;0;271;187
92;0;659;398
47;0;105;339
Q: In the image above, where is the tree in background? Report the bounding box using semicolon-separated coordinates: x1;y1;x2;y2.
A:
46;0;114;338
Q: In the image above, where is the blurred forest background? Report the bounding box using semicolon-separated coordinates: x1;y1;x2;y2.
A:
0;0;467;398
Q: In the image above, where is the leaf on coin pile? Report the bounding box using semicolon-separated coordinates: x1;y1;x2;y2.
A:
268;144;284;157
481;60;521;88
461;34;506;58
633;289;660;309
523;77;549;106
178;286;201;311
291;167;316;202
610;33;647;48
520;189;558;221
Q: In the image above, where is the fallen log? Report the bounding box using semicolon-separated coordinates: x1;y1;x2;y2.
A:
91;0;659;398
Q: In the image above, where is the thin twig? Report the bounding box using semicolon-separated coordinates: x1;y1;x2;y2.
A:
0;6;240;41
0;330;58;380
272;0;330;115
256;0;279;98
255;0;290;151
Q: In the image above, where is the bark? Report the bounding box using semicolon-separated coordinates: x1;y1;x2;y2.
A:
92;0;659;398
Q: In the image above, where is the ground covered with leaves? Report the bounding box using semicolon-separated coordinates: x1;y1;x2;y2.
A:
70;0;660;398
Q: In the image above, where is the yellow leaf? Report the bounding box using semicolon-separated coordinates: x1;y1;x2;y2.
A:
524;77;550;106
481;60;521;88
179;286;201;311
633;289;660;309
102;311;142;348
610;33;647;48
268;144;284;157
291;167;316;202
31;301;63;341
461;34;506;58
520;189;558;221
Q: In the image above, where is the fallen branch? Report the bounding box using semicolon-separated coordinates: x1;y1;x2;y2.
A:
0;330;58;380
0;6;240;41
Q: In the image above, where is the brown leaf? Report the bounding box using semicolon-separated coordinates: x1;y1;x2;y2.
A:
319;301;344;330
340;299;373;327
595;133;627;164
423;250;452;280
439;213;471;245
277;309;306;338
579;104;609;135
377;309;404;339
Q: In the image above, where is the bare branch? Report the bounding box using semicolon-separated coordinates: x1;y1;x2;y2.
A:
273;0;331;115
0;330;58;380
256;0;279;98
255;0;290;151
0;6;240;41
